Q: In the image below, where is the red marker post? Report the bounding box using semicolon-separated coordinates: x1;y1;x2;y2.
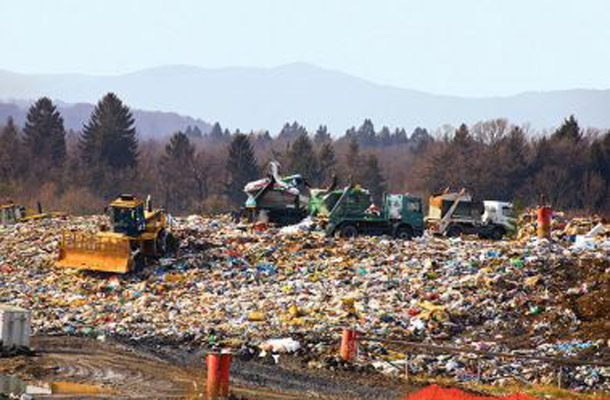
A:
207;352;232;399
537;206;552;239
207;353;221;399
219;353;232;397
340;329;359;361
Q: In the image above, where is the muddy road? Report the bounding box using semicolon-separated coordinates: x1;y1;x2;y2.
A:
0;336;410;399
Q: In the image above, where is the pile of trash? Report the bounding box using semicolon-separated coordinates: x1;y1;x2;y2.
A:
0;214;608;391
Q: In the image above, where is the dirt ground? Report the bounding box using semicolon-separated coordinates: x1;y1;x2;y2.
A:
0;335;410;399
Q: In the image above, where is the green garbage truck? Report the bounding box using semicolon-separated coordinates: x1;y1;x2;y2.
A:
323;185;424;239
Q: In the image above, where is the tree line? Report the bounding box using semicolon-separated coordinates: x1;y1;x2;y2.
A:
0;94;609;216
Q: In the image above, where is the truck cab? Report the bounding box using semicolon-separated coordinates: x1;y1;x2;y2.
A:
483;201;516;233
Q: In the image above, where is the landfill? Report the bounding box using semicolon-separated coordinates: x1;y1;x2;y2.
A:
0;214;608;392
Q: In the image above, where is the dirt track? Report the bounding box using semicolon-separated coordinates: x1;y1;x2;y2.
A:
0;336;408;399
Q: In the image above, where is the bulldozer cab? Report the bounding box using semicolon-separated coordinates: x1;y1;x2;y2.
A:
108;195;146;236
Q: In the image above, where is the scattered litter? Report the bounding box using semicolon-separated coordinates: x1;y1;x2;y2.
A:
0;213;608;390
260;338;301;353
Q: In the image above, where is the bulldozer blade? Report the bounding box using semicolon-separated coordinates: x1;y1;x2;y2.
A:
56;232;131;274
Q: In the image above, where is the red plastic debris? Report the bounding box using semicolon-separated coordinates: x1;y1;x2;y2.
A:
402;385;543;400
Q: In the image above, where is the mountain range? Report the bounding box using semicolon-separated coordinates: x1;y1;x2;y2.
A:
1;63;610;136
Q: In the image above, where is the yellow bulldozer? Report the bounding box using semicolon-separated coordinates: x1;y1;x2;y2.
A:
56;194;178;274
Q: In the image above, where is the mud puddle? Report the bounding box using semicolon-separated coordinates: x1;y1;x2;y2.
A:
0;336;408;399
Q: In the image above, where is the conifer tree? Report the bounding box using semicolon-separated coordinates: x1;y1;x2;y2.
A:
345;137;361;183
357;119;376;147
190;126;203;138
313;125;331;145
225;133;259;205
361;154;387;205
410;127;432;152
391;128;408;145
160;131;196;211
80;93;138;170
209;122;224;141
378;126;391;146
0;117;22;182
453;123;471;146
286;133;318;183
23;97;66;169
278;121;308;142
317;140;337;186
553;115;582;142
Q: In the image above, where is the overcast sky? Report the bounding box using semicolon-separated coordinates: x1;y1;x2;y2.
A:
1;0;609;97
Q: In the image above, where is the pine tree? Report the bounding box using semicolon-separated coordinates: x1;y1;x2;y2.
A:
317;140;337;186
191;126;203;138
553;115;582;142
450;123;478;190
391;128;408;145
410;127;432;153
209;122;224;141
225;133;259;205
313;125;331;145
23;97;66;169
357;119;376;147
160;131;196;211
278;121;308;142
0;117;22;181
453;123;471;146
256;130;272;145
361;154;387;205
590;131;610;178
345;137;361;183
286;133;318;184
80;93;138;170
378;126;391;146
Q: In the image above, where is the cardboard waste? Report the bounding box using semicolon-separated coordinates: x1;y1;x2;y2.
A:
0;213;608;391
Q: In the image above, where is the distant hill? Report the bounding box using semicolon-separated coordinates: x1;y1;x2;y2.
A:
1;64;610;134
0;100;211;139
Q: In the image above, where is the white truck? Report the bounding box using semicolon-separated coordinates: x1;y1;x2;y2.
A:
426;189;516;239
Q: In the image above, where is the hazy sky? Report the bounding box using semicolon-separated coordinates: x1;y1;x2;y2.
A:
1;0;609;96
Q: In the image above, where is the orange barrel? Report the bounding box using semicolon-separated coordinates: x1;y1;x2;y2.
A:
206;353;221;399
537;207;553;238
340;329;359;361
219;353;232;397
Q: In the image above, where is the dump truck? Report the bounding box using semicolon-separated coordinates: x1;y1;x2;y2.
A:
56;194;177;273
426;189;516;239
325;185;424;239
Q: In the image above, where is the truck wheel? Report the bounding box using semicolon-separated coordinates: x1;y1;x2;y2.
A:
156;229;167;255
340;224;359;238
395;225;413;240
490;226;505;241
165;232;178;255
131;252;145;273
446;225;462;238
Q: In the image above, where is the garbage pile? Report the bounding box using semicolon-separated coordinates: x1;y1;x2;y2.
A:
0;214;608;391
